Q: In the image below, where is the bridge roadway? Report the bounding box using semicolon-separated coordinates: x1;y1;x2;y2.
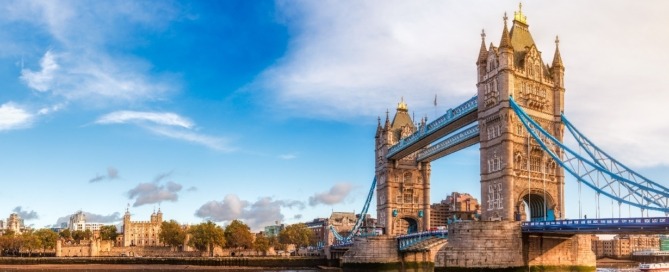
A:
386;96;478;161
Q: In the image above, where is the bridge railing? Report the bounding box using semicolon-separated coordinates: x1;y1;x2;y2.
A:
521;216;669;233
397;230;448;251
416;125;479;161
386;96;477;158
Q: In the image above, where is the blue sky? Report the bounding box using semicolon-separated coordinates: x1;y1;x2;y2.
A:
2;1;669;231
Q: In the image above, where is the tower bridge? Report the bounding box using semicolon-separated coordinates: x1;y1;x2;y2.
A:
334;4;669;271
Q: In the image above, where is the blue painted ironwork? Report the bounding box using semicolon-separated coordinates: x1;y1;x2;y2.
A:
330;177;377;243
522;216;669;234
397;229;448;251
562;115;669;208
386;96;478;159
509;97;669;213
416;125;479;161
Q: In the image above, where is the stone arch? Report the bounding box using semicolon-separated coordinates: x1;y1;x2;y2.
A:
515;189;556;221
396;216;420;235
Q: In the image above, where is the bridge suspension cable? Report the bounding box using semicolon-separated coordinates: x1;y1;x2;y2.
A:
509;96;669;214
330;177;376;243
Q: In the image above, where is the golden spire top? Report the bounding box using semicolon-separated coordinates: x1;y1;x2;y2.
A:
555;35;560;46
397;97;408;112
514;2;527;24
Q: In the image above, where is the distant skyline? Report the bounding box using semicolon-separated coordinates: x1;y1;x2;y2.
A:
2;1;669;230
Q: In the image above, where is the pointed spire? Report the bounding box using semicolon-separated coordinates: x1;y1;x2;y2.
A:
477;29;488;64
552;35;563;67
384;109;390;129
499;12;512;49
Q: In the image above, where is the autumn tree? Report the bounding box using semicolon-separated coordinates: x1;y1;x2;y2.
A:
99;225;119;241
278;223;314;248
188;221;225;256
252;234;270;255
34;229;58;255
159;220;186;250
224;220;253;249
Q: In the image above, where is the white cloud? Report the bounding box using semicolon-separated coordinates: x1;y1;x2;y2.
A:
278;153;297;160
308;182;354;206
195;195;305;231
8;2;180;104
95;111;194;129
127;180;183;207
147;126;232;152
259;1;669;167
0;103;33;131
20;50;58;92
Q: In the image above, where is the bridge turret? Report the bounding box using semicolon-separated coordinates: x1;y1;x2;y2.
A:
551;36;565;118
476;29;488;82
477;4;565;222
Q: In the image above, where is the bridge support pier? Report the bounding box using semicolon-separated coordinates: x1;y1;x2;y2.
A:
435;221;596;272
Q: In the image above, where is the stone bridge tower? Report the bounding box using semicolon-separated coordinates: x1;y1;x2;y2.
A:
476;5;565;221
375;100;431;235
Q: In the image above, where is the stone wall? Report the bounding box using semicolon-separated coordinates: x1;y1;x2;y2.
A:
436;221;524;269
525;234;596;268
340;236;399;264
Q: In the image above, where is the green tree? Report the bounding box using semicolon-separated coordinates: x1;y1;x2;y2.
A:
71;230;84;241
34;229;58;255
188;221;225;256
59;229;72;241
99;225;119;241
83;229;93;240
21;231;41;257
278;223;314;248
224;220;253;249
252;234;270;255
159;220;186;250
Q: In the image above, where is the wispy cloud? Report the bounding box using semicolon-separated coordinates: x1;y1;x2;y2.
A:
278;153;298;160
195;195;305;231
13;206;39;220
95;111;194;129
308;182;354;206
89;167;120;183
0;103;33;131
94;111;232;151
9;2;181;105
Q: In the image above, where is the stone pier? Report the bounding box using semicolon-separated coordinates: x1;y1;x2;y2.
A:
435;221;596;272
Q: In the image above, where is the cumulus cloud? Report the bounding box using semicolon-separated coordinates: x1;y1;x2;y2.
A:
20;50;58;92
0;103;33;131
195;195;305;231
308;183;354;206
127;173;184;207
13;206;39;220
54;211;122;226
89;167;120;183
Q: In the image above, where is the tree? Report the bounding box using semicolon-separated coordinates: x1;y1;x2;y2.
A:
99;225;119;241
278;223;314;248
72;230;85;241
21;231;41;257
59;229;72;241
83;229;93;240
34;229;58;255
188;221;225;257
159;220;186;250
252;234;270;255
224;220;253;249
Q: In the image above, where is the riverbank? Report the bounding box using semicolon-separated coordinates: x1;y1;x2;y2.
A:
0;257;330;269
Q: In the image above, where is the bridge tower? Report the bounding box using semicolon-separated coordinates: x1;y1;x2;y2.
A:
375;100;431;235
476;5;565;221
